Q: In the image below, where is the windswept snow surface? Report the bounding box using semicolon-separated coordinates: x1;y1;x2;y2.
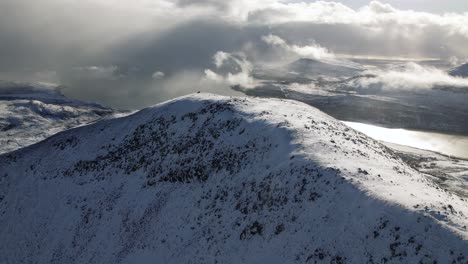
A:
0;94;467;263
0;81;116;154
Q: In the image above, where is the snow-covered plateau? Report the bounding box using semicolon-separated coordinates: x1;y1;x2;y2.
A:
1;93;467;263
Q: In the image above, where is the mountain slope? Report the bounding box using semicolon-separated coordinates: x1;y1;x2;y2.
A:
385;142;468;198
0;81;116;154
1;94;467;263
449;63;468;78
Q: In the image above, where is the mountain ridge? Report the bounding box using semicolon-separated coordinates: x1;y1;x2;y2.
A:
1;93;467;263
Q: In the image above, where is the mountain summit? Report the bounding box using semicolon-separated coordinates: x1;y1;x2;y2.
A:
1;94;467;263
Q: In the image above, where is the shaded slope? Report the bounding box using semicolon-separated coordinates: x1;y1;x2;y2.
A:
450;63;468;78
0;94;467;263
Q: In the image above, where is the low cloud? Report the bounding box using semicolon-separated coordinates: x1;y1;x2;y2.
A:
204;51;255;87
262;34;335;61
147;70;243;107
357;62;468;90
152;71;165;79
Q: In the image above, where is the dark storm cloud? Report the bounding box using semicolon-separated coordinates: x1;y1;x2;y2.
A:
59;20;263;109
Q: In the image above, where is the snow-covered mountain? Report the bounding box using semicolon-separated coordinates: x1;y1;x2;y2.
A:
0;81;117;154
1;94;467;263
386;142;468;198
449;63;468;78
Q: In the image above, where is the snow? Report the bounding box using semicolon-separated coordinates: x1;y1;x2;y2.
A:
385;142;468;198
0;93;467;263
0;81;117;154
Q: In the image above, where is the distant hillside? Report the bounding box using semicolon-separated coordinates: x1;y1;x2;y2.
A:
449;63;468;78
0;81;117;154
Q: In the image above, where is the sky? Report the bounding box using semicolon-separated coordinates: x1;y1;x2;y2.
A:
1;0;468;109
321;0;468;13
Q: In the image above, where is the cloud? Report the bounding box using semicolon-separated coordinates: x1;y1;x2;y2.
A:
147;70;243;107
357;62;468;90
204;51;255;87
204;69;224;83
152;71;165;79
2;0;468;108
174;0;279;21
72;66;124;81
247;0;468;35
262;34;335;60
247;1;468;58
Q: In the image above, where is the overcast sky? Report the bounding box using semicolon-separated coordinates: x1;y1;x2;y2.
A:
1;0;468;109
318;0;468;13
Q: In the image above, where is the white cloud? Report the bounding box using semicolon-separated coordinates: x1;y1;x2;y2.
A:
247;0;468;35
243;1;468;59
358;62;468;90
262;34;335;60
366;1;396;14
204;51;255;87
204;69;224;83
213;51;232;68
152;71;165;79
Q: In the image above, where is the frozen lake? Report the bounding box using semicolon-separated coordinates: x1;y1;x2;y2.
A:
344;121;468;159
